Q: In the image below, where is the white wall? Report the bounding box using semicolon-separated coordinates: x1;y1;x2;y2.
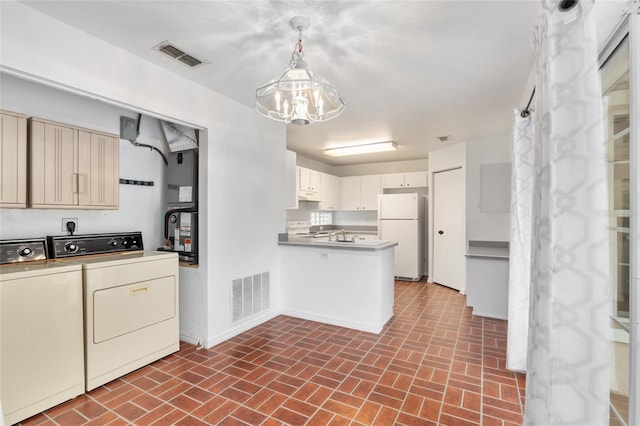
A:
1;2;286;348
465;136;512;242
0;74;167;247
427;142;466;282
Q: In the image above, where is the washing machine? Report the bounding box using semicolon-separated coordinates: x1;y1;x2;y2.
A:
0;238;84;425
48;232;179;391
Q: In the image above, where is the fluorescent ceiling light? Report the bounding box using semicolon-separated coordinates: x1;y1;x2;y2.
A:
324;141;397;157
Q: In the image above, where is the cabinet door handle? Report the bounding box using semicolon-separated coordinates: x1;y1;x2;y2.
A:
79;173;87;195
72;173;79;194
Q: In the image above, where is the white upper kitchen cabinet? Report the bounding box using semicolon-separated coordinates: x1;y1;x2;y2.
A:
29;117;119;209
0;110;28;208
381;171;428;189
298;167;321;193
340;175;381;210
319;172;340;210
298;166;321;201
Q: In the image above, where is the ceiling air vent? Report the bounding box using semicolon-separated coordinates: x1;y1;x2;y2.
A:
437;135;452;142
154;41;208;69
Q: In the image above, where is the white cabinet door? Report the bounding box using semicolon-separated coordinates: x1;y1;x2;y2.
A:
0;111;27;208
340;175;381;210
404;171;427;188
340;176;361;210
360;175;381;210
381;173;405;189
319;172;339;210
299;167;320;193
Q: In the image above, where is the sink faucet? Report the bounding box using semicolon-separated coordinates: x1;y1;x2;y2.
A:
341;229;346;241
328;231;335;242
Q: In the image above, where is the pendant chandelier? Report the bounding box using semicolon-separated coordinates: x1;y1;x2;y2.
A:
255;16;345;125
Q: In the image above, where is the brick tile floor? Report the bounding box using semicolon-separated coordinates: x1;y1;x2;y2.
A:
18;281;525;425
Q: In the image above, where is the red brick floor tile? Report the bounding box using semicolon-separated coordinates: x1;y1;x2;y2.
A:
354;401;381;424
272;406;309;424
135;404;175;425
113;401;148;422
51;409;87;425
322;399;359;418
74;400;108;419
307;408;334;425
84;411;118;425
202;401;240;424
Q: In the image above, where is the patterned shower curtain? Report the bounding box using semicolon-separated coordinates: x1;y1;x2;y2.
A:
507;110;535;374
523;0;611;424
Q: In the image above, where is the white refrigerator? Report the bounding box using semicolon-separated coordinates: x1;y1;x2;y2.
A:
378;193;425;281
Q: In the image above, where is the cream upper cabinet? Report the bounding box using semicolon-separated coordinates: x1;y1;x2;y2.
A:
78;130;119;208
340;175;381;210
319;172;339;210
30;119;78;207
29;117;119;209
381;171;428;189
0;111;28;208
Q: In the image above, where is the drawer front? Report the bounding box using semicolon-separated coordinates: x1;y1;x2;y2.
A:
92;276;176;343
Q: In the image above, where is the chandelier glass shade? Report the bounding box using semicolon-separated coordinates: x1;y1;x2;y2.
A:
255;17;345;125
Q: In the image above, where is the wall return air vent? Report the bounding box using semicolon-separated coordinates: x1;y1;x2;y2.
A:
154;41;208;68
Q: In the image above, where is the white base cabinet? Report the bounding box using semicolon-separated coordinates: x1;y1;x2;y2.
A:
465;256;509;319
280;245;394;333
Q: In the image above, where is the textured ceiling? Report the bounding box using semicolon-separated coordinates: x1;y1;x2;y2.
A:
20;1;625;165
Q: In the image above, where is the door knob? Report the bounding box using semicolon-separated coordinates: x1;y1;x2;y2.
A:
438;230;444;235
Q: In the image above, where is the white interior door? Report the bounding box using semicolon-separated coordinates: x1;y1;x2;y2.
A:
432;167;465;292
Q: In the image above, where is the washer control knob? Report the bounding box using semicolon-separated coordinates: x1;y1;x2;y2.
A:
64;242;78;253
122;237;132;248
18;247;33;257
109;240;118;247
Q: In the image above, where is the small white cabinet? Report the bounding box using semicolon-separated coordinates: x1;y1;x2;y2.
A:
29;117;119;209
0;110;28;208
381;171;428;189
298;166;321;201
319;172;340;210
340;175;381;210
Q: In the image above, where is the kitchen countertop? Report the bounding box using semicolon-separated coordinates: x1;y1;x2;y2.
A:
279;236;397;251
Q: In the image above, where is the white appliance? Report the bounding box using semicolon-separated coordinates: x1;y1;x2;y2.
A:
80;251;179;390
378;193;425;281
48;232;179;391
0;238;85;425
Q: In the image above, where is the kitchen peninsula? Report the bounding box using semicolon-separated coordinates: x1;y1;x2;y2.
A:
279;237;397;333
